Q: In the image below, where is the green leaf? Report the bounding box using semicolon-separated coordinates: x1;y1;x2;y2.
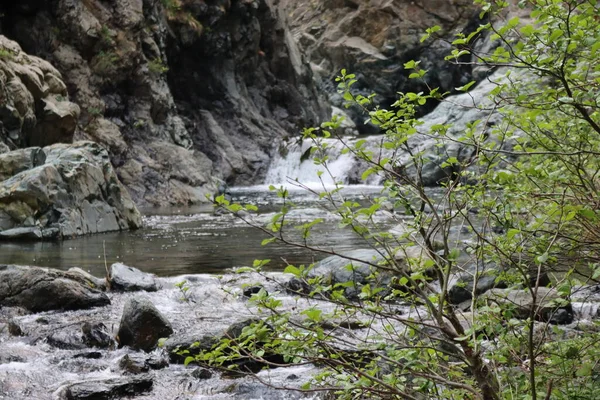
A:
284;265;301;276
184;356;195;366
456;80;476;92
549;29;564;42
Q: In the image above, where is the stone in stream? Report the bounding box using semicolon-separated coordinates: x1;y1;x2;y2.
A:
191;367;213;380
57;376;153;400
449;272;508;305
0;265;110;312
481;287;574;325
165;318;285;372
81;322;113;349
117;297;173;352
304;247;432;299
118;353;168;374
109;263;159;292
8;320;24;336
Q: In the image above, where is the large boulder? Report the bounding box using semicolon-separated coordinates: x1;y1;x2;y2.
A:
0;141;142;239
117;297;173;352
0;36;79;149
0;265;110;312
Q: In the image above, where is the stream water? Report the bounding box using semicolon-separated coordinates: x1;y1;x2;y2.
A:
0;138;397;278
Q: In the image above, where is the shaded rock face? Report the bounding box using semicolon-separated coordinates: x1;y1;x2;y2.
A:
0;36;80;149
282;0;486;129
0;265;110;312
0;0;327;206
117;296;173;352
0;141;142;239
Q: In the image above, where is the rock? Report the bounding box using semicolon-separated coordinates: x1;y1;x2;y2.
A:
73;351;103;359
0;142;142;239
166;318;283;372
8;320;24;336
118;354;168;374
109;263;159;292
45;328;87;350
57;376;153;400
29;95;80;147
164;332;219;364
81;322;113;349
191;367;213;380
0;36;79;149
449;271;507;305
285;277;311;295
283;0;483;126
0;0;327;206
307;246;432;298
0;147;46;182
68;267;107;291
242;285;265;298
482;287;574;324
0;265;110;312
117;297;173;352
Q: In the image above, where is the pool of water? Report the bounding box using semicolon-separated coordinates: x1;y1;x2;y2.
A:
0;185;403;277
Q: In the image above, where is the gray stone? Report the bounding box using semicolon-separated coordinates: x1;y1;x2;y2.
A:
109;263;159;292
449;272;507;305
8;320;23;336
307;247;432;298
67;267;107;291
0;265;110;312
0;147;46;181
58;376;153;400
482;287;574;324
118;353;168;374
0;142;143;239
117;297;173;352
0;36;79;149
81;322;113;349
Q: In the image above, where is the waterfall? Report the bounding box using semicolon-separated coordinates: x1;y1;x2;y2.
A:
265;138;379;188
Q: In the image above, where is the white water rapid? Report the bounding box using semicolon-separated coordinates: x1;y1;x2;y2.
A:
264;137;384;188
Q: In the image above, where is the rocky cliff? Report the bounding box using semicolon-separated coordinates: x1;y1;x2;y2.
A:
0;0;493;209
282;0;491;131
0;0;327;206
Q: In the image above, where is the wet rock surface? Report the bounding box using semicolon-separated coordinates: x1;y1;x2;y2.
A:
109;263;159;292
0;265;110;312
482;287;574;324
57;375;153;400
117;296;173;352
0;268;597;399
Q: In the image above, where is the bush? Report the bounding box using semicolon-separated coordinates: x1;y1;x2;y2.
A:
196;1;600;398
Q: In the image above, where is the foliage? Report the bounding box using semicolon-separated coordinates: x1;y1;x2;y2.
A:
0;48;14;60
93;50;119;75
161;0;203;35
175;279;193;303
191;1;600;399
148;58;169;75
